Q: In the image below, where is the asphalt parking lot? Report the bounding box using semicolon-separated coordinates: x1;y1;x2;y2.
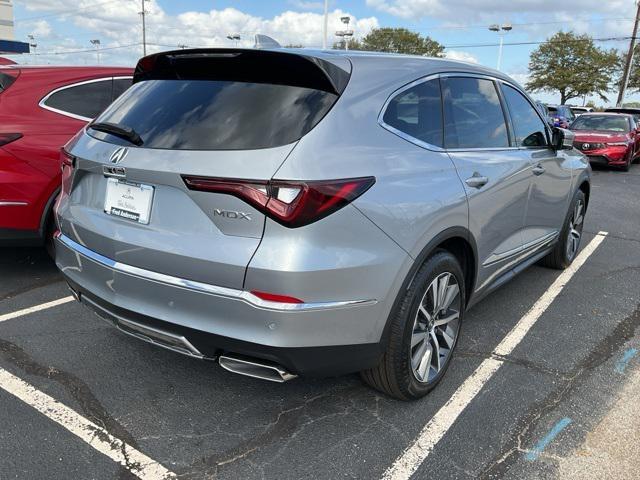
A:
0;164;639;480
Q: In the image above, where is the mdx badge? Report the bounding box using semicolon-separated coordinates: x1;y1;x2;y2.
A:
214;209;251;220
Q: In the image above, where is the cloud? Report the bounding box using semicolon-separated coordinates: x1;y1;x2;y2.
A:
366;0;630;19
444;50;479;64
287;0;326;10
12;1;379;66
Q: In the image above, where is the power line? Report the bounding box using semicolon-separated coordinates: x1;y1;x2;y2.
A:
23;43;139;56
443;36;632;49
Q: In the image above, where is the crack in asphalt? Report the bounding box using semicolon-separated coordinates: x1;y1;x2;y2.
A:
478;302;640;479
185;384;363;479
0;337;139;451
0;278;64;303
455;350;569;378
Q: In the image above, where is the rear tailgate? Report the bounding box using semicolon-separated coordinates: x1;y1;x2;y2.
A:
58;49;351;290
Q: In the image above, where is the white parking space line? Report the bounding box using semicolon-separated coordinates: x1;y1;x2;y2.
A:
0;296;75;323
0;367;175;479
382;232;608;480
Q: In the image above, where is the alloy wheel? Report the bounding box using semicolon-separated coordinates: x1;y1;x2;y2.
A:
410;272;461;383
566;199;584;261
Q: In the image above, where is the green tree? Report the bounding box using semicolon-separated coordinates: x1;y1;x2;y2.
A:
333;28;444;57
527;31;620;104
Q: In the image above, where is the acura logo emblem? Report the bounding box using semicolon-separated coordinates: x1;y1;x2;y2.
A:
109;147;129;164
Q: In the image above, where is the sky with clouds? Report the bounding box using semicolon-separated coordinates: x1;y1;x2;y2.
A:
6;0;640;105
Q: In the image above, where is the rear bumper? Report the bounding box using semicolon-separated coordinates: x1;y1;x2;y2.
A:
55;233;385;376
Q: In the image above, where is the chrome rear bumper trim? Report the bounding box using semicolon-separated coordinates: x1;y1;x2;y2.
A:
56;232;376;312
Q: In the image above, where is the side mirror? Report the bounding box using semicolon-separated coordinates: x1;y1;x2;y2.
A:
552;127;575;150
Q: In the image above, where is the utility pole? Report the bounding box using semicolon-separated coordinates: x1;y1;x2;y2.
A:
140;0;148;56
322;0;328;49
617;1;640;107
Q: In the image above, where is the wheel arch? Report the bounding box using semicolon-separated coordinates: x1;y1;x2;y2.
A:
380;226;478;344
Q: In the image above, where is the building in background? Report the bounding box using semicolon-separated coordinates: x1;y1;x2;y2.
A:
0;0;29;55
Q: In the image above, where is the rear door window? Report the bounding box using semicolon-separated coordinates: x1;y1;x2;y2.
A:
502;85;548;147
112;78;131;101
382;78;444;148
43;79;114;120
89;79;339;150
441;77;509;149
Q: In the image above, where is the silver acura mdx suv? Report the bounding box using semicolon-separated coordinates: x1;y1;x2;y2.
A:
55;48;590;400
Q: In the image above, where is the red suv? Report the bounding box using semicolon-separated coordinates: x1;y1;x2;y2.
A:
0;65;133;248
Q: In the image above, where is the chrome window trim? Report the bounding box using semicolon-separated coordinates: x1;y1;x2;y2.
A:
377;73;445;152
379;71;541;153
39;76;133;122
55;233;376;312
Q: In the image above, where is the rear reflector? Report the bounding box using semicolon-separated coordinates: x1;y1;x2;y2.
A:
0;133;22;147
182;176;375;228
250;290;304;304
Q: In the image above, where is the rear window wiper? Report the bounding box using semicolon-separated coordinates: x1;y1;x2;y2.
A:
88;122;144;146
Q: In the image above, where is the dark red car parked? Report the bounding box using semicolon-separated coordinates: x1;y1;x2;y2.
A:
0;65;132;247
570;112;640;171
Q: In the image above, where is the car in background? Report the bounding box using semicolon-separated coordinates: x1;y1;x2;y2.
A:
570;106;594;116
0;65;132;249
604;107;640;124
570;112;639;171
55;48;590;400
547;104;576;128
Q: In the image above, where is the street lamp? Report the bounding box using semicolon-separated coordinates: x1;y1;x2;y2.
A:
488;23;512;70
226;34;241;47
27;35;37;62
90;39;101;65
335;16;353;51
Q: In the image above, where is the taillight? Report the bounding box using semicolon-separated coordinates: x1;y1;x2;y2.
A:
0;132;22;147
60;148;76;169
182;176;375;228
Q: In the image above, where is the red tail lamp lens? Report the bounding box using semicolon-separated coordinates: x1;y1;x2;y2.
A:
182;176;375;228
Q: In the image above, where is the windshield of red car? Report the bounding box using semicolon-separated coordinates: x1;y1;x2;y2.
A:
571;115;629;132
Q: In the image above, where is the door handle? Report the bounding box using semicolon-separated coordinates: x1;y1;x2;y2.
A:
465;173;489;189
532;164;546;176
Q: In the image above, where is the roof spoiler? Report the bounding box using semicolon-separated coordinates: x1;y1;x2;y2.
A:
133;48;350;95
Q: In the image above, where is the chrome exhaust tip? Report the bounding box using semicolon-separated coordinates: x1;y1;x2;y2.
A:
218;355;296;383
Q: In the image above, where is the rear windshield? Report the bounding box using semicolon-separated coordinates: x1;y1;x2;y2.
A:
88;79;338;150
571;115;630;132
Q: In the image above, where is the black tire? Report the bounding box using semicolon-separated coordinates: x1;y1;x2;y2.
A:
622;155;631;172
43;209;57;259
361;250;465;400
540;189;586;270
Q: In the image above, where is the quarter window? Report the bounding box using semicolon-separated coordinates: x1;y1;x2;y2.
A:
442;77;509;149
382;78;444;148
43;79;114;119
502;85;548;147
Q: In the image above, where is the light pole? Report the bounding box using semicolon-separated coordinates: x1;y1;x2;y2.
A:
226;34;241;47
489;23;512;71
335;16;353;51
139;0;150;56
27;34;37;63
322;0;328;49
90;39;101;64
